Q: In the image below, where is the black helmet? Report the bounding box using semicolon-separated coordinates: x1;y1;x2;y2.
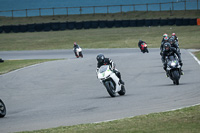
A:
96;54;105;63
171;36;175;40
164;42;171;51
169;37;175;44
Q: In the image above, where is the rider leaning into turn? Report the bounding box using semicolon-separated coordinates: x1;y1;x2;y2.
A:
162;42;184;77
96;54;125;85
138;40;146;51
73;42;80;57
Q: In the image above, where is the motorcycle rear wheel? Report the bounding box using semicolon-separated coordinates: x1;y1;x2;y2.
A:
79;52;83;58
0;99;6;118
146;48;149;53
118;85;126;96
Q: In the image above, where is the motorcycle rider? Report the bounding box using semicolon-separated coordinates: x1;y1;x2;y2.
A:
138;40;147;52
73;42;80;57
169;36;181;55
161;33;168;44
160;36;169;56
171;33;178;42
96;54;125;85
162;42;183;77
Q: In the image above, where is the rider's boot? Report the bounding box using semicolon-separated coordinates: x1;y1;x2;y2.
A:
165;71;169;77
119;79;125;85
114;70;125;85
180;69;184;75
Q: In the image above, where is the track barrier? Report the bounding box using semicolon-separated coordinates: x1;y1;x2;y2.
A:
0;27;3;33
91;21;99;28
83;21;91;29
0;18;198;33
43;23;51;31
197;18;200;25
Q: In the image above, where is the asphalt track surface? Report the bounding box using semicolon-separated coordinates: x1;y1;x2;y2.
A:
0;48;200;133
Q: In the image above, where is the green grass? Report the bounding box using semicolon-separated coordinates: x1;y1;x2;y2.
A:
0;10;199;26
0;25;200;51
0;59;59;75
194;51;200;60
18;105;200;133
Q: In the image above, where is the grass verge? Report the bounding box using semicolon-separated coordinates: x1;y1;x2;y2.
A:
0;26;200;51
0;59;59;75
194;51;200;60
18;104;200;133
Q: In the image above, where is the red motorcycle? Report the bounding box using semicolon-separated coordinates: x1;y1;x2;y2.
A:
140;43;149;53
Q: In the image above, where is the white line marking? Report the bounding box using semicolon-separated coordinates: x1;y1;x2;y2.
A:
188;49;200;66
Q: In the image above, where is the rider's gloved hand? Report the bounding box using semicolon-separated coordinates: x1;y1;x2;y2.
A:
109;65;114;71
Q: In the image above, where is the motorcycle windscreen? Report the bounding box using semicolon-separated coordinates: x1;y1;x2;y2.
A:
99;65;109;73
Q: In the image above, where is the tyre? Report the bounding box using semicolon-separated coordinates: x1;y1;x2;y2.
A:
144;47;147;53
172;70;180;85
146;48;149;53
118;85;126;95
104;81;116;97
79;52;83;58
175;79;179;85
0;99;6;118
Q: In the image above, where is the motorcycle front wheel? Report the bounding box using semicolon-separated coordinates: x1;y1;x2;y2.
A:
104;81;116;97
0;99;6;118
171;70;180;85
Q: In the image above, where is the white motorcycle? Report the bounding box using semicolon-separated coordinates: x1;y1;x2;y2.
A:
97;65;126;97
74;47;83;58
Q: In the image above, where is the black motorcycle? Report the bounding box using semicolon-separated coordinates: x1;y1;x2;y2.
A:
165;55;182;85
0;99;6;118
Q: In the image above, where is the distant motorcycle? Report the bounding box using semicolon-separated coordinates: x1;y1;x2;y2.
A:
165;55;182;85
0;58;4;63
74;46;83;58
140;43;149;53
0;99;6;118
97;65;126;97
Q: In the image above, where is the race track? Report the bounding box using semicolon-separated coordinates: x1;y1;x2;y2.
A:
0;48;200;133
